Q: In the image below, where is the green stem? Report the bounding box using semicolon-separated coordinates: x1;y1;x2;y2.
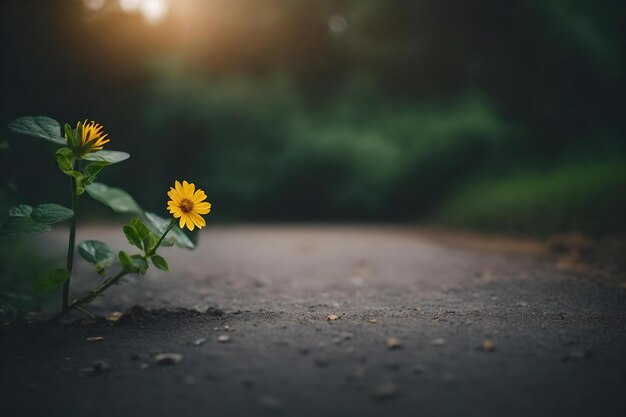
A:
71;270;127;308
62;159;79;312
70;219;176;311
145;219;176;258
73;305;96;319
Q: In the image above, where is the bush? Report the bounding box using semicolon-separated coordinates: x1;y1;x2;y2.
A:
435;159;626;235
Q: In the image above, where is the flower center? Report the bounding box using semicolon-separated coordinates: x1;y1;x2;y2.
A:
180;199;194;213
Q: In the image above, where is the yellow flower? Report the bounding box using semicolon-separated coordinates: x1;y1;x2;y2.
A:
167;180;211;231
76;120;110;153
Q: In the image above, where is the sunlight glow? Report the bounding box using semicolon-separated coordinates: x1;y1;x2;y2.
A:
119;0;141;12
139;0;169;24
83;0;105;11
117;0;169;24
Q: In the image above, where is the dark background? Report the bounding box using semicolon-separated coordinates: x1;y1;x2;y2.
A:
1;0;625;234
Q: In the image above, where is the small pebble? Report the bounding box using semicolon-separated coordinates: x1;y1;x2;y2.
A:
477;339;495;352
387;337;402;349
86;336;104;342
218;335;230;343
153;353;183;365
106;312;123;322
193;337;207;346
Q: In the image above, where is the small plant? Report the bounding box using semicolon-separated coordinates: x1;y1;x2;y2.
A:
0;116;211;318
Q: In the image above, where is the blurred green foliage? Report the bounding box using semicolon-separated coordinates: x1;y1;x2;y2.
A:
0;240;60;319
1;0;625;235
0;188;60;318
143;73;509;221
437;160;626;235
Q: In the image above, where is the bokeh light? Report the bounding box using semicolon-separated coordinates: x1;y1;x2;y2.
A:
119;0;141;12
83;0;105;11
328;14;347;34
138;0;168;24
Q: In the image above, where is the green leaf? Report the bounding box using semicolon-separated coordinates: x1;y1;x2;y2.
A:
82;150;130;164
151;255;169;271
146;233;158;252
8;116;66;145
118;251;137;273
144;212;194;250
78;240;114;264
160;236;176;247
1;203;71;238
123;218;158;253
0;216;51;239
8;204;33;217
123;224;142;249
95;257;114;276
131;255;149;275
85;183;143;214
64;124;78;148
33;268;70;293
131;219;155;251
55;148;73;172
79;163;107;188
85;162;107;176
65;170;83;180
131;218;152;240
31;204;73;224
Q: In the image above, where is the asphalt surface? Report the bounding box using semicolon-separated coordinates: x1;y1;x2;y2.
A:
1;226;625;417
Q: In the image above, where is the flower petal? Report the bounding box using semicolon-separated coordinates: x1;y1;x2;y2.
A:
192;190;207;203
187;181;196;197
185;214;195;231
175;181;184;196
194;202;211;214
168;189;182;203
182;181;192;198
189;212;205;228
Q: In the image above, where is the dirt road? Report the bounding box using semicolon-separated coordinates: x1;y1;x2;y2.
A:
1;226;625;417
